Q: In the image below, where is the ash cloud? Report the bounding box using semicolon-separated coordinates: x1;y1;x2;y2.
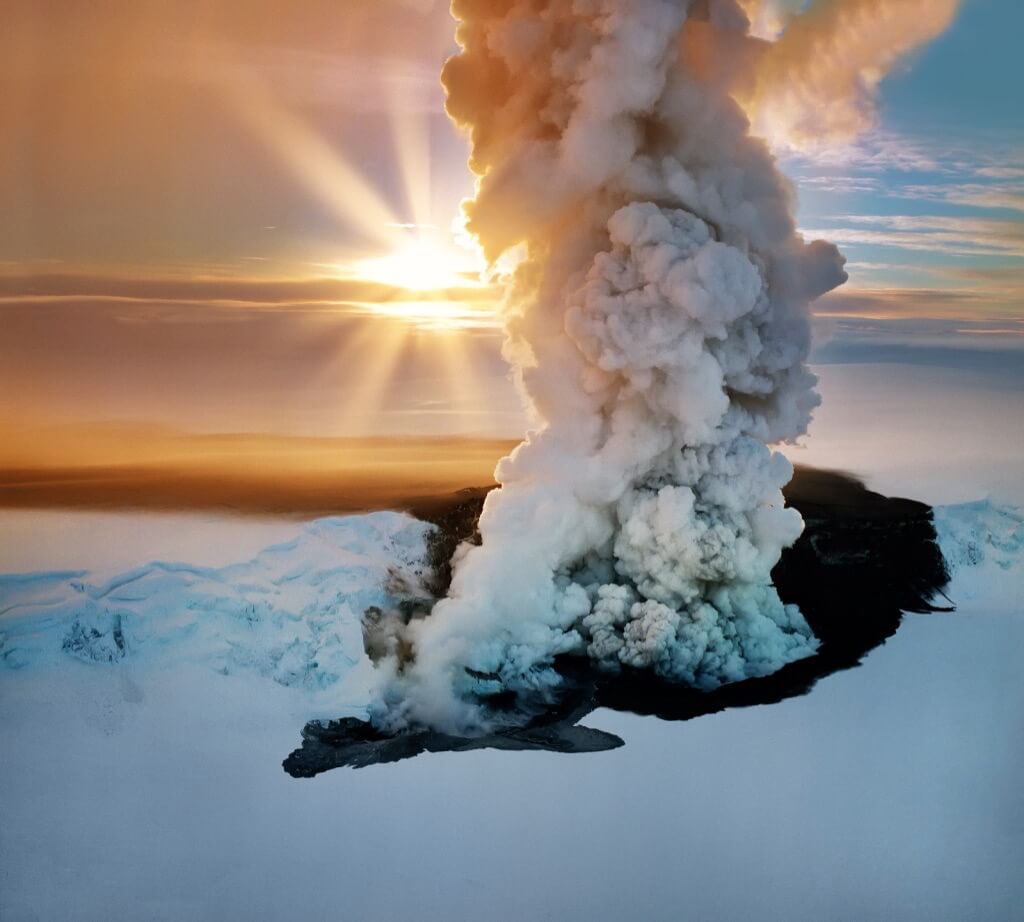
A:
740;0;961;145
368;0;955;735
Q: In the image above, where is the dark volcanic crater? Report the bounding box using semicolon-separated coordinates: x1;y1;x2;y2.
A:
284;467;950;777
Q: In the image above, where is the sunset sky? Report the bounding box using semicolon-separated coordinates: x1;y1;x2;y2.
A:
2;0;1021;452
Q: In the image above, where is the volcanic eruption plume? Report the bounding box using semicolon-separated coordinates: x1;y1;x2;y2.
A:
368;0;958;735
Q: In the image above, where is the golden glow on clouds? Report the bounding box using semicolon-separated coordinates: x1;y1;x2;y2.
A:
348;299;498;331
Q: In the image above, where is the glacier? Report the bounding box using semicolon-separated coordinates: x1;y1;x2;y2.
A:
0;511;433;714
935;501;1024;613
1;501;1021;714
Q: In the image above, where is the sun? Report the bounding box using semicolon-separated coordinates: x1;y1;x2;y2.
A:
353;235;480;292
333;231;499;330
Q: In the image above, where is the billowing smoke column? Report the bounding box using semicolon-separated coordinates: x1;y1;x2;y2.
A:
369;0;954;735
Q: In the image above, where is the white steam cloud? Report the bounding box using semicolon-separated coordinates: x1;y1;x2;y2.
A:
368;0;956;735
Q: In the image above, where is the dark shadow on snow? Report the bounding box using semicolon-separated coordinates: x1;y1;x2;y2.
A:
283;467;951;777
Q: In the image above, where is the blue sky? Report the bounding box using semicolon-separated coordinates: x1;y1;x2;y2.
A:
786;0;1022;336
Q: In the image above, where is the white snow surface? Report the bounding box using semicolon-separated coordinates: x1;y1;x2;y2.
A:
1;499;1022;922
935;501;1024;614
1;511;433;717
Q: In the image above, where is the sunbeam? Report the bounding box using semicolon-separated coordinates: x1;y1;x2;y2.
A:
384;70;435;232
329;316;413;436
215;58;402;252
432;326;492;430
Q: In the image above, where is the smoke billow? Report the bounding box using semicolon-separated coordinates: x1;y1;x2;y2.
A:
738;0;961;144
368;0;956;735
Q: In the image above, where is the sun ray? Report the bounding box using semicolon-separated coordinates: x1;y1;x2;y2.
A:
383;73;434;231
431;326;491;431
329;317;412;435
214;59;402;252
205;49;504;430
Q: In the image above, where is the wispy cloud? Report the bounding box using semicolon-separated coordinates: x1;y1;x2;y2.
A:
788;133;1024;220
0;271;502;308
796;175;885;195
893;183;1024;214
817;286;1022;321
976;166;1024;181
803;214;1024;259
783;130;947;173
938;265;1024;287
